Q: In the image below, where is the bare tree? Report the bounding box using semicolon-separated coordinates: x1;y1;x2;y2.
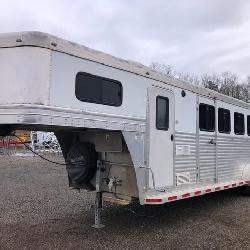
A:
149;62;199;85
149;62;173;76
149;62;250;103
201;73;221;92
177;72;200;85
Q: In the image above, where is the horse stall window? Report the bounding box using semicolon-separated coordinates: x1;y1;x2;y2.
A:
247;115;250;135
234;112;245;135
199;103;215;132
156;96;169;130
218;108;231;133
75;72;122;106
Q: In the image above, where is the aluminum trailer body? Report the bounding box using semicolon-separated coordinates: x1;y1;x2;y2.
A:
0;32;249;226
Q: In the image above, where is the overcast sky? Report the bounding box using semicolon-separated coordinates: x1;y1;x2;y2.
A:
1;0;250;78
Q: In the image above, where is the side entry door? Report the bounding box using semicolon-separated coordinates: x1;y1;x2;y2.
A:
147;86;174;188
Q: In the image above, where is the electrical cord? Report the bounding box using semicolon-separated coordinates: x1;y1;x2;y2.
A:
12;134;67;166
12;134;94;166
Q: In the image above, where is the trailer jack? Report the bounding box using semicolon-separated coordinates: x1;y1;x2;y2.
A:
92;160;105;229
92;191;105;229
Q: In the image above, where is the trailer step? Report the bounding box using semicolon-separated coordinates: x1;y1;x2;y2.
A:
144;180;250;204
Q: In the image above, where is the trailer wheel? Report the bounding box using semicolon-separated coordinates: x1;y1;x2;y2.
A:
66;142;97;190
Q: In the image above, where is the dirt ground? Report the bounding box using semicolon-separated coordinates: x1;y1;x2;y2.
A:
0;155;249;250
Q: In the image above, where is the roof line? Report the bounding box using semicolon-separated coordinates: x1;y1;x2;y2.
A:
0;31;249;110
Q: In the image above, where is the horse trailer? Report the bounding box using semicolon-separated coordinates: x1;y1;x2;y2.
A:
0;32;249;228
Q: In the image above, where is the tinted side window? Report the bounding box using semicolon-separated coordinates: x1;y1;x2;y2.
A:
248;116;250;136
199;103;215;132
156;96;169;130
218;108;231;133
75;72;122;106
234;112;245;135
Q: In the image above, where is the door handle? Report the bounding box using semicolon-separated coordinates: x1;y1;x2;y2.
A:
171;134;174;141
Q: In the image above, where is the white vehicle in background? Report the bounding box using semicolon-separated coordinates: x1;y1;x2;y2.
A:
0;32;249;228
34;131;61;153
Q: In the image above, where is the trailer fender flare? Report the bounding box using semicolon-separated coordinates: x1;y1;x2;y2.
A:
122;131;146;204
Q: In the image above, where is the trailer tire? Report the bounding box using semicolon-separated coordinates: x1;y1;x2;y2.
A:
66;142;97;190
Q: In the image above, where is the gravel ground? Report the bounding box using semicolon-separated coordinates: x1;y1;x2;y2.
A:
0;155;249;250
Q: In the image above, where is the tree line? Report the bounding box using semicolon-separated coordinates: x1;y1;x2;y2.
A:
150;62;250;103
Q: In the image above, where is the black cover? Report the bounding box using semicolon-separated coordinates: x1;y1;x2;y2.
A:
66;142;97;190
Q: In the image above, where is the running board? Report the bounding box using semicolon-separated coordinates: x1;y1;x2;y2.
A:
144;180;250;204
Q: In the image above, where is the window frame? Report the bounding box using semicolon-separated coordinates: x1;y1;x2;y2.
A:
75;72;123;107
234;112;245;135
247;115;250;136
218;108;231;134
199;103;215;132
156;95;169;131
